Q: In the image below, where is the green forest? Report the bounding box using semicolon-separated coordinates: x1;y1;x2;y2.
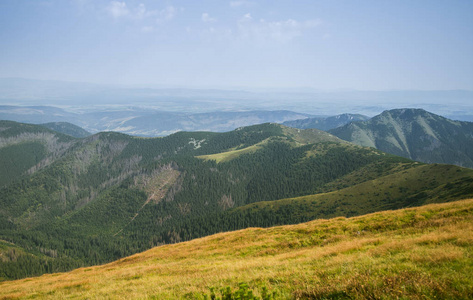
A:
1;120;473;280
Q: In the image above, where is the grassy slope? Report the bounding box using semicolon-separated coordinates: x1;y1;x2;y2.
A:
232;163;473;220
196;125;345;163
196;139;269;163
1;199;472;299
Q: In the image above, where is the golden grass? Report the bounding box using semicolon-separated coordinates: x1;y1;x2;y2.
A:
1;199;473;299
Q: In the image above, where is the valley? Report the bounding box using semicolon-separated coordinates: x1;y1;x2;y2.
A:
1;118;473;284
2;2;472;298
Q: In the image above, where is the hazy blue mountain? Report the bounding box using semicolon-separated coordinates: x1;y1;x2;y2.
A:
282;113;370;131
2;78;473;120
0;105;312;136
329;108;473;168
117;110;313;136
0;105;77;124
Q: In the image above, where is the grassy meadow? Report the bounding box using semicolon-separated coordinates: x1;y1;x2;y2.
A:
196;142;265;163
1;199;473;299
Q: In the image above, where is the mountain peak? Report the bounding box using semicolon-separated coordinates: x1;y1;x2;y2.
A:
378;108;431;119
282;113;369;131
329;109;473;167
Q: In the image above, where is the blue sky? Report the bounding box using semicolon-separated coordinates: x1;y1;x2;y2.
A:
1;0;472;90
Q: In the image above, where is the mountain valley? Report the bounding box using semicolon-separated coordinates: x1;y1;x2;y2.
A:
1;118;473;282
2;1;473;297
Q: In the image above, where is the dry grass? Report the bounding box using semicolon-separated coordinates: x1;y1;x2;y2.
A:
1;199;473;299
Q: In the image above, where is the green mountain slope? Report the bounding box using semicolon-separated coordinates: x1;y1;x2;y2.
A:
1;121;473;281
156;162;473;241
0;120;77;187
227;163;473;223
329;108;473;168
40;122;91;138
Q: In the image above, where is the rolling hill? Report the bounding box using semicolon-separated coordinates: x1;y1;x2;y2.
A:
1;120;473;281
329;108;473;168
1;199;472;299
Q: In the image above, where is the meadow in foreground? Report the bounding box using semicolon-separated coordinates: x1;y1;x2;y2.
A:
1;199;472;299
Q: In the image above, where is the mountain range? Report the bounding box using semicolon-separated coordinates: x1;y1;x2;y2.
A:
2;78;473;121
0;105;316;136
0;104;368;137
329;108;473;168
1;118;473;281
282;113;369;131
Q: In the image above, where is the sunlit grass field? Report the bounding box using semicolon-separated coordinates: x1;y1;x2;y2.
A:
196;139;269;163
1;199;472;299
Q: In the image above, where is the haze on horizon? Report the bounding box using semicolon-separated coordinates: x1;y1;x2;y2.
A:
1;0;472;91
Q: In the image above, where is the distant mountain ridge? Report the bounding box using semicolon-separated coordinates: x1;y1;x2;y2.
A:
0;106;311;136
282;113;370;130
40;122;91;138
2;78;473;121
329;108;473;168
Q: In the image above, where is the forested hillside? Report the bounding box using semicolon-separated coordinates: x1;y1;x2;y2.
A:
0;121;77;187
1;120;473;281
329;108;473;168
39;122;91;138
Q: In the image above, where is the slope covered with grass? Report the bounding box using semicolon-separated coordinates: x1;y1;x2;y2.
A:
228;163;473;222
1;199;472;299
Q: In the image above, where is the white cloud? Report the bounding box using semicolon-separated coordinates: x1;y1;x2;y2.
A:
230;1;254;8
197;13;321;44
135;4;156;20
202;13;216;23
240;13;252;22
157;6;177;22
105;2;176;23
106;1;129;18
237;14;322;43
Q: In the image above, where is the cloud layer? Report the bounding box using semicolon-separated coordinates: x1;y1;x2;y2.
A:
237;14;322;42
106;1;176;22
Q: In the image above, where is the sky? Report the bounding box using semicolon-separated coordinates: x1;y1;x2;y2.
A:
0;0;472;90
